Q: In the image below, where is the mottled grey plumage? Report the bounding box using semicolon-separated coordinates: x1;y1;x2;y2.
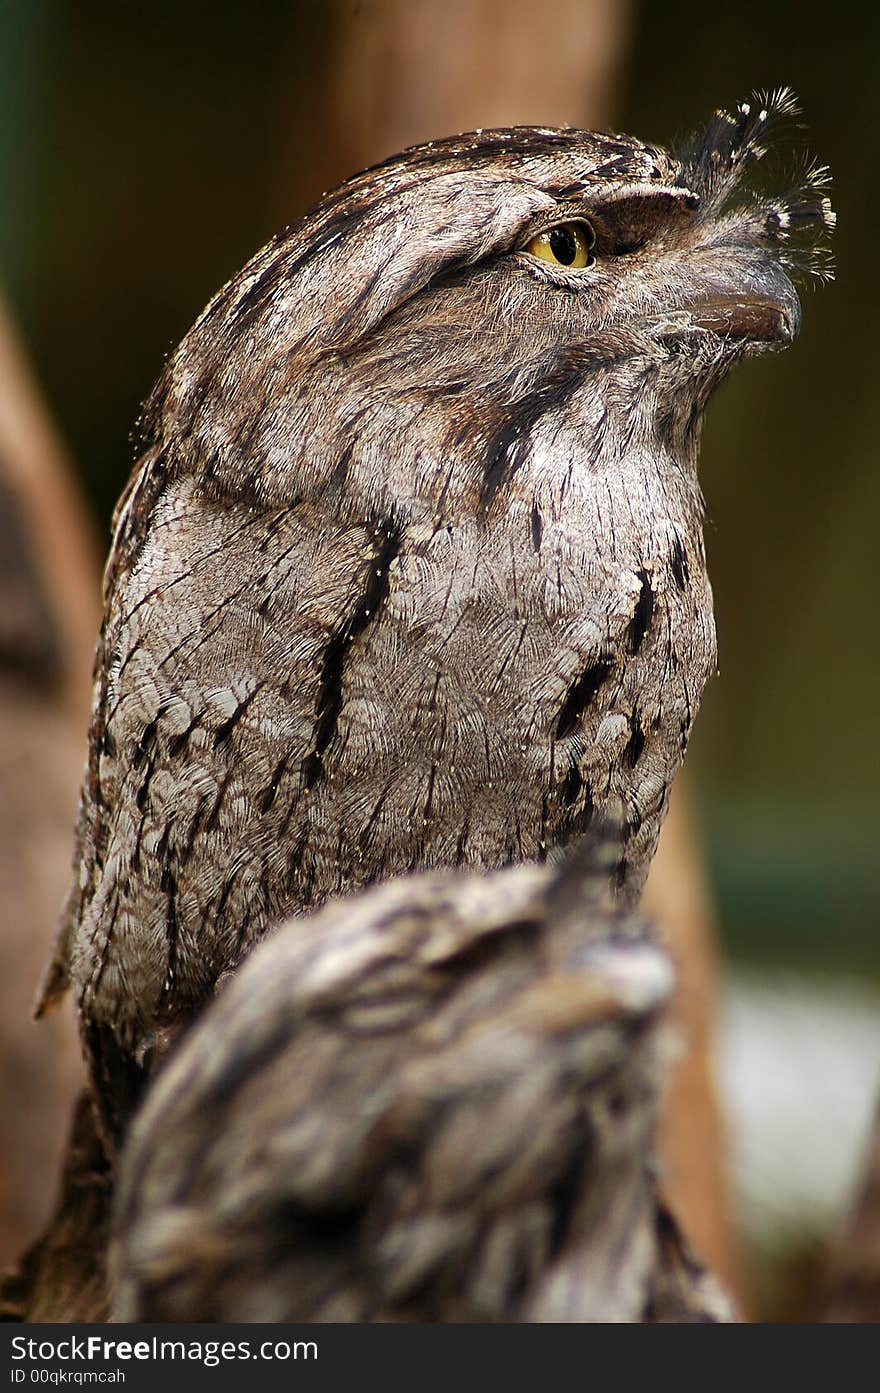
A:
112;846;732;1322
39;91;833;1136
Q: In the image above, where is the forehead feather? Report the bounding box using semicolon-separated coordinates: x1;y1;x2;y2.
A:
341;124;673;201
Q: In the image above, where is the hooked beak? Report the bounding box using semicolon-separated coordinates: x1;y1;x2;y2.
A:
685;254;802;345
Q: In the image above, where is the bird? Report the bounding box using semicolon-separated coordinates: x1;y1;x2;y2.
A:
111;840;733;1322
37;90;834;1144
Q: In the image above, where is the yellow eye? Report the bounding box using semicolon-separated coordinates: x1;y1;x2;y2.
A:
525;220;594;269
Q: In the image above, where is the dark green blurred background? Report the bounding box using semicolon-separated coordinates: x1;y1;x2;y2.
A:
2;0;877;976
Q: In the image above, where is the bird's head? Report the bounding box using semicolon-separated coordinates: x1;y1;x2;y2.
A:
141;89;833;523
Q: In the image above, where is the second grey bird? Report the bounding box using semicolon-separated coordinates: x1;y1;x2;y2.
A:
112;847;732;1322
38;91;834;1137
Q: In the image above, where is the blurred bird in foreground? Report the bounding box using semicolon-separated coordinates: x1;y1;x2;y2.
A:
113;842;732;1321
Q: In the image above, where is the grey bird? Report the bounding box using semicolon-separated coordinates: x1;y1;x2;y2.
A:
112;844;732;1322
38;90;833;1142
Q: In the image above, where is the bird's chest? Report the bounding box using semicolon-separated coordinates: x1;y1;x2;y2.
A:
328;455;716;893
86;454;715;960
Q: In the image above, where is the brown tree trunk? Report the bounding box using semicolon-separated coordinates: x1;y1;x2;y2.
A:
0;293;98;1270
644;779;742;1305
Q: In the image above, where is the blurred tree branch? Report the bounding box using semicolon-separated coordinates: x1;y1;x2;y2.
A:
0;292;99;1266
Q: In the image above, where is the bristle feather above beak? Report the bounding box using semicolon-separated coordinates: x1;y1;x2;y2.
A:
677;89;835;285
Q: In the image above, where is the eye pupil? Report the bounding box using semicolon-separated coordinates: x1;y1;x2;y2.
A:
524;221;593;270
549;226;577;265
